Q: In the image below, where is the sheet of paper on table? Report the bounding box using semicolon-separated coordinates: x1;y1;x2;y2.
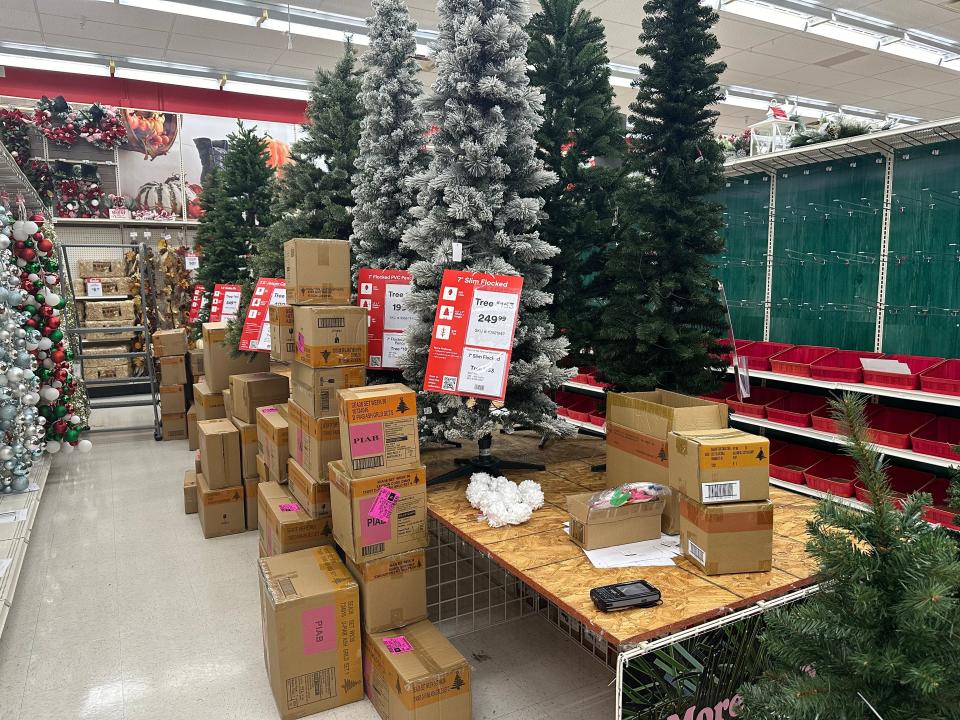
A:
563;523;683;568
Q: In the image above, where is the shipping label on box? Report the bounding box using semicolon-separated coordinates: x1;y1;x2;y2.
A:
231;416;259;479
257;405;290;481
159;355;187;385
230;372;290;424
159;384;186;414
201;322;270;391
292;306;368;368
287;400;341;482
290;363;366;418
287;457;331;519
337;384;420;478
283;238;351;306
197;471;245;539
198;418;242;490
346;549;426;633
669;429;769;504
328;460;427;564
258;481;333;557
679;496;773;575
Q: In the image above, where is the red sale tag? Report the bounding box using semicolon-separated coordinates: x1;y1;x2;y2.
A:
423;270;523;401
382;636;413;654
357;268;414;370
367;486;400;522
238;278;286;352
209;283;242;322
187;284;206;323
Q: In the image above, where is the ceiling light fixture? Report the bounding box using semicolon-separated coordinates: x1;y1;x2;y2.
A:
806;17;886;49
720;0;812;31
104;0;261;26
880;36;955;65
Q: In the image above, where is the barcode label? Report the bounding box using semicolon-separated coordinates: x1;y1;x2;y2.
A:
441;375;457;391
287;667;336;709
362;543;385;557
687;539;706;566
278;577;297;599
319;390;331;413
702;481;740;503
353;456;383;471
317;317;345;328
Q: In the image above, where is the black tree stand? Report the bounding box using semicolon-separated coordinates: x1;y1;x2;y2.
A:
427;433;546;486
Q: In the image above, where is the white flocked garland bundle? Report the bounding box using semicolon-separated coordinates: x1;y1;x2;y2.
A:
465;472;545;528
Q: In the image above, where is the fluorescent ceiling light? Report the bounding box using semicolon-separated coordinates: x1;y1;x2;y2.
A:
0;53;109;77
880;38;953;65
721;0;811;31
807;19;884;49
609;75;635;88
92;0;260;25
115;66;222;89
260;18;368;45
223;81;309;100
721;93;773;111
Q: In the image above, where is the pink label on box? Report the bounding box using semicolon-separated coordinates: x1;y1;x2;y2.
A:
261;407;278;414
279;503;300;512
359;497;392;545
301;606;336;655
297;332;305;354
367;487;400;523
382;636;413;654
350;422;384;458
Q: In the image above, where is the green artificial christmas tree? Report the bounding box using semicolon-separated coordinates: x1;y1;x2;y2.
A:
401;0;572;464
739;393;960;720
596;0;727;393
527;0;624;361
351;0;428;271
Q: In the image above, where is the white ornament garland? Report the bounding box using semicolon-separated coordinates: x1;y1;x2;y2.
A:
465;472;545;528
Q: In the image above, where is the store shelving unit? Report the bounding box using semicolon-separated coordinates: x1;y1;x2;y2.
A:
561;380;606;398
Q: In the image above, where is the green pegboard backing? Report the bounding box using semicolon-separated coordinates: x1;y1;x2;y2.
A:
714;173;769;341
769;155;886;350
885;140;960;356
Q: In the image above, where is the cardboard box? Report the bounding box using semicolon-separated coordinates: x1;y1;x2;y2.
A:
270;304;296;362
197;471;245;539
290;363;366;418
152;328;188;357
364;620;471;720
82;361;131;381
161;412;187;441
345;549;426;633
159;384;186;414
159;354;187;384
259;545;363;719
78;258;124;278
231;416;260;479
194;380;226;421
195;449;202;474
283;238;351;306
668;429;770;505
230;372;290;424
606;390;728;535
183;470;198;514
679;496;773;575
198;418;242;490
258;481;333;557
244;475;260;531
287;399;341;482
257;405;290;482
187;405;199;451
223;388;235;420
74;276;132;296
337;384;419;478
189;348;204;376
566;492;665;550
257;453;269;484
328;460;427;564
292;306;367;369
202;322;270;391
287;457;331;519
83;299;134;322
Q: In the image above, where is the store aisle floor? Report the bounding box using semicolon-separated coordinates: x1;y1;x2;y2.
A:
0;431;614;720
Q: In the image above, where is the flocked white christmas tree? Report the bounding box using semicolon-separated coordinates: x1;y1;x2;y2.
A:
351;0;429;271
401;0;572;456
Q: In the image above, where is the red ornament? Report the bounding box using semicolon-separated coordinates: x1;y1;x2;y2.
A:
51;349;66;363
36;238;53;253
46;316;61;330
40;305;53;317
52;420;68;435
31;213;43;222
18;248;35;261
25;318;36;328
13;241;24;251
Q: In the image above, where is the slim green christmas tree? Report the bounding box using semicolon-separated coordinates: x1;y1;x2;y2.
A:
527;0;624;360
194;167;236;289
351;0;428;271
739;393;960;720
401;0;571;449
596;0;727;393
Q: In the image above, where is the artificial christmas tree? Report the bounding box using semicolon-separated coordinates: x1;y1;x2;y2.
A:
194;168;237;289
351;0;429;272
739;393;960;720
401;0;571;479
527;0;624;360
595;0;727;393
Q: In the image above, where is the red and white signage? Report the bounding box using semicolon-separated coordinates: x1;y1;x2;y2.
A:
423;270;523;401
187;284;205;323
209;283;242;322
357;268;414;370
238;278;286;352
184;251;200;270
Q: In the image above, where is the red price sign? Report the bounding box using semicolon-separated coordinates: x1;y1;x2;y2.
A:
357;268;414;370
238;278;286;352
187;284;205;323
423;270;523;401
209;283;242;322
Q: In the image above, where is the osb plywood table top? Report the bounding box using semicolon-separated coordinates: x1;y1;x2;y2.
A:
424;433;819;650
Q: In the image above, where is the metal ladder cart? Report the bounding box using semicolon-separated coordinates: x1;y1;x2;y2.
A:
59;241;162;440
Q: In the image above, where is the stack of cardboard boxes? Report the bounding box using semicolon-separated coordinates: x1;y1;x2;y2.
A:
153;328;189;441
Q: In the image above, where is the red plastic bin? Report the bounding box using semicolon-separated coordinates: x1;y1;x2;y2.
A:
736;342;794;371
717;339;756;366
910;416;960;462
699;381;736;403
920;359;960;396
804;455;859;496
853;466;935;506
769;444;832;485
922;479;959;530
863;354;944;390
769;345;836;377
555;391;598;422
725;386;786;418
809;350;884;383
811;403;844;434
588;412;606;428
866;406;935;449
766;393;828;427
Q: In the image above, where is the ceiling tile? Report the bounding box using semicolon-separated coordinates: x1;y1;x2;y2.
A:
924;78;960;98
36;0;172;32
39;15;169;50
4;8;41;32
0;30;44;47
711;18;785;51
720;68;782;89
603;22;642;50
885;86;958;108
593;0;644;28
774;64;861;88
722;50;807;77
871;64;955;88
171;16;288;49
833;76;914;96
166;34;286;65
267;63;334;79
270;49;343;71
859;0;960;32
41;34;166;59
158;49;277;77
750;34;854;64
930;96;960;114
819;52;909;76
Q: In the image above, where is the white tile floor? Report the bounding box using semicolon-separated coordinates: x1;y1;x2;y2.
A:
0;427;615;720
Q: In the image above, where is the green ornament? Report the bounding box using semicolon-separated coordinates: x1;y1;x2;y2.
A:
39;406;53;419
49;329;63;343
38;368;52;381
56;298;66;310
65;428;80;443
42;258;58;272
54;405;68;418
25;261;40;274
66;349;74;361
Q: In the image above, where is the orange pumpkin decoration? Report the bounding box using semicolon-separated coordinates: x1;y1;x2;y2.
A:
265;137;290;176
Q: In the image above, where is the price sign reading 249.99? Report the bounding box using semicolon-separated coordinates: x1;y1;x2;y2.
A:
424;270;523;401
